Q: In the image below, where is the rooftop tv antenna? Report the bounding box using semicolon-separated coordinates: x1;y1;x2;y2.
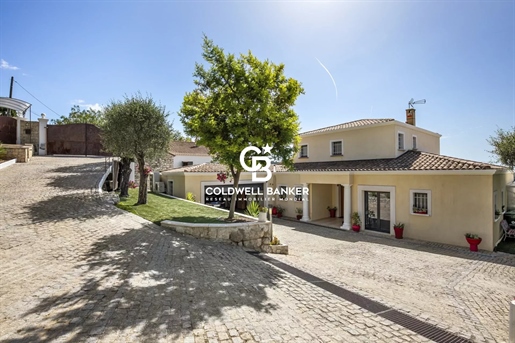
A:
408;98;426;108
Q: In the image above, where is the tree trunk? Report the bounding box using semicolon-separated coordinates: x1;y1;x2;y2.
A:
137;157;148;205
119;157;133;197
228;171;241;220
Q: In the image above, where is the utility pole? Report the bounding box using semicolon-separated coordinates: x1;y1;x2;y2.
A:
9;77;13;98
8;77;14;116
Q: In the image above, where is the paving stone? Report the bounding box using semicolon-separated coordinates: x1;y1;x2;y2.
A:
0;156;442;342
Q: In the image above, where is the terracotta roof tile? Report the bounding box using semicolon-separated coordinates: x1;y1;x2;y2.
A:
169;141;210;156
290;151;504;172
163;151;505;173
301;119;395;135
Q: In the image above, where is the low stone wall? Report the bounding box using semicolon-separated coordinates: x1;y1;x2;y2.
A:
3;144;33;163
161;220;272;251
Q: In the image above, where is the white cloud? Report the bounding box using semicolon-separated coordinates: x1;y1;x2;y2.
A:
87;103;103;112
0;59;19;70
70;99;103;112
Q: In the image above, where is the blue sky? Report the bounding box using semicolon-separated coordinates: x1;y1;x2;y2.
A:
0;1;513;163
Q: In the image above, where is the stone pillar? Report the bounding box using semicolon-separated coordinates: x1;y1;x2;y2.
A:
15;117;22;144
340;184;352;230
38;114;48;155
129;162;135;182
301;183;310;221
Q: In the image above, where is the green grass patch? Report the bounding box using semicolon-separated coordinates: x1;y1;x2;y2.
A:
495;238;515;254
116;188;245;224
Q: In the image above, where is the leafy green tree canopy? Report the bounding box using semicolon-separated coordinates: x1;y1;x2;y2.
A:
488;127;515;169
102;93;173;204
51;105;105;127
179;35;304;218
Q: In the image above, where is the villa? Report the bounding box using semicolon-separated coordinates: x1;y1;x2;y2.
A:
158;108;513;251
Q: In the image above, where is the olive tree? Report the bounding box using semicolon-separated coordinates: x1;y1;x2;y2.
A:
102;93;173;204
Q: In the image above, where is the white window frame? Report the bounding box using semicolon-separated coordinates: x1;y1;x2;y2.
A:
412;135;417;150
278;184;288;201
299;144;309;158
330;140;343;156
410;189;431;216
397;132;405;150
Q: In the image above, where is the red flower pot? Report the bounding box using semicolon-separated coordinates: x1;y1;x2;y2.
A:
277;213;282;218
296;215;302;220
272;207;278;215
394;227;404;239
466;237;482;252
329;209;336;218
352;224;360;232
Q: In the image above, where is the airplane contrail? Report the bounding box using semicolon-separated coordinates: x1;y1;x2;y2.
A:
315;57;338;100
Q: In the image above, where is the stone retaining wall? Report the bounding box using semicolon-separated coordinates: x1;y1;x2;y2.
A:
161;220;272;251
3;144;33;163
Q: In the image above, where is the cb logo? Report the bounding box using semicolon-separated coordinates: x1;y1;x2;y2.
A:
240;145;272;182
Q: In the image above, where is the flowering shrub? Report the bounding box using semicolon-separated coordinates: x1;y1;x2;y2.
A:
128;181;138;189
217;172;228;183
143;166;152;175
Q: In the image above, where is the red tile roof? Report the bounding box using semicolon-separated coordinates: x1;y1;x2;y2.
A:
163;151;505;173
301;119;395;135
169;141;210;156
291;150;505;172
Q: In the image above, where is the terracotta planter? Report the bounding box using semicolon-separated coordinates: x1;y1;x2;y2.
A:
352;224;360;232
329;209;336;218
394;227;404;239
276;213;283;218
296;215;302;220
466;237;482;252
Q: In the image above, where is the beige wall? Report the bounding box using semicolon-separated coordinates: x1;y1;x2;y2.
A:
393;123;440;157
272;170;510;251
295;122;440;163
273;173;302;218
160;173;186;198
352;173;495;250
310;184;334;220
296;125;396;163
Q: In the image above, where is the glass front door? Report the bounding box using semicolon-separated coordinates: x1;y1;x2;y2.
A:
364;191;391;233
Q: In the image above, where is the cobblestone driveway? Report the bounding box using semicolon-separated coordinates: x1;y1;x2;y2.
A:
0;157;435;343
272;219;515;343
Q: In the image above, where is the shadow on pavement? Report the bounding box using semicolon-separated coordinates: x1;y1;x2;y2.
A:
46;162;107;191
275;218;515;267
5;220;283;342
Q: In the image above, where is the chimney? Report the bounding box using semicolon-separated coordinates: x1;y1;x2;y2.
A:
406;108;416;126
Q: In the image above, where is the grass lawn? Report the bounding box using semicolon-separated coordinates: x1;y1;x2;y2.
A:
116;188;245;224
495;237;515;254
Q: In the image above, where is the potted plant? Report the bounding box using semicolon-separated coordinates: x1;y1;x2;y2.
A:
351;212;361;232
465;233;482;252
393;222;404;239
258;206;268;222
295;207;303;220
275;205;285;218
327;206;337;218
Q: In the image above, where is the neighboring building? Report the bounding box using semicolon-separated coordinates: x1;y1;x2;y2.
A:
150;141;212;193
159;109;513;251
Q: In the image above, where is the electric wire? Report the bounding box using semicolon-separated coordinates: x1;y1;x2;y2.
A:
14;81;61;117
